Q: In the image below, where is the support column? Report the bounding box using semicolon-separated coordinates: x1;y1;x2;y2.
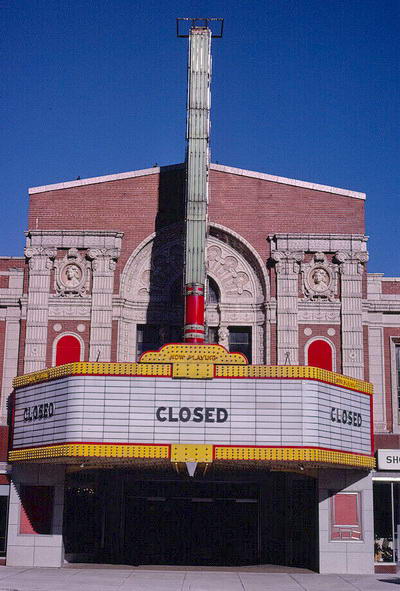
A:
1;307;21;423
6;464;65;567
271;251;303;365
318;469;374;574
336;250;368;379
88;248;119;362
24;247;56;373
368;321;386;432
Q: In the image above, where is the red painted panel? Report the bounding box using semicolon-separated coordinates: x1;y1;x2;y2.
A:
19;485;54;534
308;339;333;371
330;492;362;540
55;335;81;365
334;493;358;526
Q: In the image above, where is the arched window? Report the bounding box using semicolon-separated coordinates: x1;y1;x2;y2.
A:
307;339;333;371
207;277;220;304
55;335;82;366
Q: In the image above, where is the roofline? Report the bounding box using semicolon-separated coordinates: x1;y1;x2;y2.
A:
210;164;366;200
29;162;366;200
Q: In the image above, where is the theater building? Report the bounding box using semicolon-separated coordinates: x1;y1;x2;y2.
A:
0;19;399;573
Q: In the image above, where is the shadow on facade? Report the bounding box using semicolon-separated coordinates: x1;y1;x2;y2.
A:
139;164;186;357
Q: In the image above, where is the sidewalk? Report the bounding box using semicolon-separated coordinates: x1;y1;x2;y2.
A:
0;566;397;591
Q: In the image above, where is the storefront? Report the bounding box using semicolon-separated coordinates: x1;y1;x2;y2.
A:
373;450;400;571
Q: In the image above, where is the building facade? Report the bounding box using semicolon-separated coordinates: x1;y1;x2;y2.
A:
0;162;397;572
0;21;399;575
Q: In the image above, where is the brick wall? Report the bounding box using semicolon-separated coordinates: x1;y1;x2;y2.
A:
382;282;400;295
28;168;365;295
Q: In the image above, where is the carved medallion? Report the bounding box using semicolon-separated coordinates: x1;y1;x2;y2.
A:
301;253;337;301
55;248;90;297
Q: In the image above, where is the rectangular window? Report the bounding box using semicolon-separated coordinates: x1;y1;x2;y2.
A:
373;481;395;563
207;327;218;344
136;325;161;360
19;485;54;535
330;491;362;541
229;327;252;363
136;325;182;360
0;496;8;555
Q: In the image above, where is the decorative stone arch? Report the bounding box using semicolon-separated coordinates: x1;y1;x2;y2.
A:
305;336;336;372
52;332;84;366
118;224;269;363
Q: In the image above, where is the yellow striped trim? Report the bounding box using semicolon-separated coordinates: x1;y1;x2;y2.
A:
215;365;372;394
214;446;375;468
9;443;374;469
9;443;170;462
13;361;172;388
13;361;373;394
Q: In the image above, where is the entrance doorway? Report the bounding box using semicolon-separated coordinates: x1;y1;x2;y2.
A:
123;481;258;566
63;469;318;570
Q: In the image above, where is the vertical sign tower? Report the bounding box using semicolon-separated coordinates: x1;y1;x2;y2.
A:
178;18;223;343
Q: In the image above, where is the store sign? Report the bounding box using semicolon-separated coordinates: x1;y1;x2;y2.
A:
377;449;400;470
12;375;372;456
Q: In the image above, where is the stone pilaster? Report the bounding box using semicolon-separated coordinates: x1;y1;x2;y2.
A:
271;251;303;365
335;250;368;379
1;307;21;423
24;247;56;373
88;248;119;362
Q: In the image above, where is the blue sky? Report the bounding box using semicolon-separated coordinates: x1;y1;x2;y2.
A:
1;0;399;274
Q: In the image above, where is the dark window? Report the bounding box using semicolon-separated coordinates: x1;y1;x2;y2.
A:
207;327;218;344
374;482;395;562
229;327;252;363
0;496;8;555
207;277;220;304
137;325;161;360
137;325;182;360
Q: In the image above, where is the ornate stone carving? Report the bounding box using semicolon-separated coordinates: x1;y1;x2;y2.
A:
298;307;340;323
87;247;119;271
55;248;90;297
24;247;56;271
218;325;229;349
334;250;369;274
301;252;338;301
271;250;303;274
121;233;263;305
49;305;91;318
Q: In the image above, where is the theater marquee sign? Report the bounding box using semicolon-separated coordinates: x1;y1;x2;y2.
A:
9;344;375;468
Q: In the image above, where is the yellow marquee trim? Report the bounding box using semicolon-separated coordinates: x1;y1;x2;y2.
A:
9;443;170;462
9;443;375;469
13;359;372;394
140;343;247;365
214;365;372;395
13;361;172;388
214;446;375;468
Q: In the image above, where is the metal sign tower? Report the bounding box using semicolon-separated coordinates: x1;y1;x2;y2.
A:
177;18;223;344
